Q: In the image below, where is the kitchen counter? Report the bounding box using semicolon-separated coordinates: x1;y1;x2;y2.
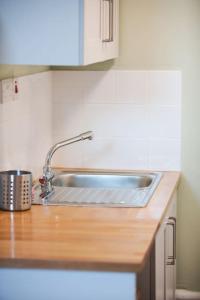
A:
0;170;180;272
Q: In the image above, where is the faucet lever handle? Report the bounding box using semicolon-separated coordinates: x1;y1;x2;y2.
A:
39;177;45;184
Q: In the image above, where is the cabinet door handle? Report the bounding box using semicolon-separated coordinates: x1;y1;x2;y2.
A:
169;217;176;260
166;217;176;265
102;0;114;42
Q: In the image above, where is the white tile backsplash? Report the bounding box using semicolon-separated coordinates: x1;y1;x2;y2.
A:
83;104;148;139
0;72;52;178
115;71;148;104
82;138;149;169
148;106;181;139
148;139;181;170
0;70;181;176
52;103;85;139
52;142;84;168
84;71;116;104
52;71;87;104
148;71;181;106
52;70;181;170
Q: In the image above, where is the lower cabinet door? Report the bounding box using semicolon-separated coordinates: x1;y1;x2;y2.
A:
155;192;177;300
165;206;176;300
165;261;176;300
155;220;165;300
137;191;177;300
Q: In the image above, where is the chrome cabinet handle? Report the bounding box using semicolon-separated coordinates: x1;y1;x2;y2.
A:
102;0;114;42
166;217;176;265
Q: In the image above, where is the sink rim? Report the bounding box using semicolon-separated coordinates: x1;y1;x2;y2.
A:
52;169;162;188
52;170;162;189
32;170;163;207
53;168;162;177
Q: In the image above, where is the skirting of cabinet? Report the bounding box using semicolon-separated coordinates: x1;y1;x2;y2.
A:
176;289;200;300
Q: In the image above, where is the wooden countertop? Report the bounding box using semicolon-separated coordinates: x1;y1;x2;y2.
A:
0;170;180;272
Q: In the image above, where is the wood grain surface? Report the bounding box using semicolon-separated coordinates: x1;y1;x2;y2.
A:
0;170;180;272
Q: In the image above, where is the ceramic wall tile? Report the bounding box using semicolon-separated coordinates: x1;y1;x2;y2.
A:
148;71;181;106
83;71;115;104
52;103;85;139
83;104;148;139
148;106;181;139
0;72;52;178
115;71;148;104
82;138;149;169
52;70;181;171
149;139;181;170
51;142;84;168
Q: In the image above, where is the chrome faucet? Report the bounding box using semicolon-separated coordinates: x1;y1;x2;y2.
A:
39;131;93;199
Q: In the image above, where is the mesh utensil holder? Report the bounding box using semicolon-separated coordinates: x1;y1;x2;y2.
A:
0;170;32;211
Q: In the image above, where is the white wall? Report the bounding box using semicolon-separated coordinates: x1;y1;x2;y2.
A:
52;70;181;171
0;72;52;179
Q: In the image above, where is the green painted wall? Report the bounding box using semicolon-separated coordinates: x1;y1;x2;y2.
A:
116;0;200;290
0;0;199;290
0;65;49;80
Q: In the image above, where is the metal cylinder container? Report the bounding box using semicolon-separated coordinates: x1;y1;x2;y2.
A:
0;170;32;211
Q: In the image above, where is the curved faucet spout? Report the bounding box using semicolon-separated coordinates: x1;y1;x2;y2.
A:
44;131;93;174
40;131;94;199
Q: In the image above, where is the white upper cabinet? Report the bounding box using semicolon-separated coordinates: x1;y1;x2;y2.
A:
0;0;119;66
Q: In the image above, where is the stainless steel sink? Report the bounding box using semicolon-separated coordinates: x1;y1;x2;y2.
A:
32;171;162;208
52;172;154;189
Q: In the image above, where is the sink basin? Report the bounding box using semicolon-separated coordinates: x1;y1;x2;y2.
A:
32;170;162;207
53;172;155;189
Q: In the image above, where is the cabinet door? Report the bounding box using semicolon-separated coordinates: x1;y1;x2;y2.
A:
165;198;176;300
83;0;103;64
155;192;176;300
155;220;165;300
101;0;119;61
83;0;119;65
0;0;82;65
